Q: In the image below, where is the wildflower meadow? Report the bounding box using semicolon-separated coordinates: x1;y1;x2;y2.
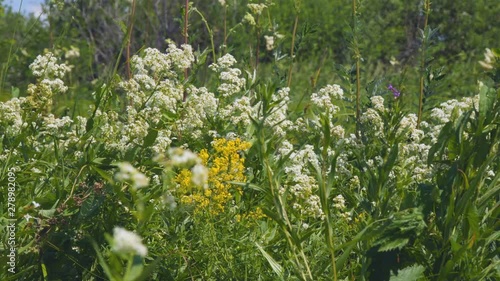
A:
0;0;499;280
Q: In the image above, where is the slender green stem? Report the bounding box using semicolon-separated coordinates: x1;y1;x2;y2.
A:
192;8;216;63
417;0;431;129
223;5;227;53
125;0;137;80
353;0;361;135
255;15;261;70
320;121;337;280
287;15;299;87
183;0;189;101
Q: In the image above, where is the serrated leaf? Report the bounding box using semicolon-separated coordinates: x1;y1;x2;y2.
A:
390;264;425;281
378;238;409;252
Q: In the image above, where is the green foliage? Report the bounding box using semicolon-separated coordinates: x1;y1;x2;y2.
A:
0;1;499;280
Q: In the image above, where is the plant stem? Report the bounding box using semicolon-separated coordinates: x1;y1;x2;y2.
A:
126;0;137;80
287;15;299;88
417;0;431;129
192;8;216;63
353;0;361;135
223;5;227;53
183;0;189;101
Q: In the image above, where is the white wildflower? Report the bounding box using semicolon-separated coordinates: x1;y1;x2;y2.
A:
112;227;148;257
115;162;149;189
247;3;267;15
243;13;256;25
264;35;275;51
370;95;385;112
65;46;80;59
191;164;209;188
168;148;201;166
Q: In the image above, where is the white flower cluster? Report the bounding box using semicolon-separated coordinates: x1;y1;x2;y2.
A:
333;194;346;210
479;48;496;70
176;86;218;139
0;98;27;137
264;35;274;51
370;95;385;112
243;13;256;26
210;54;246;97
162;148;209;188
247;3;267;15
115;162;150;189
360;108;384;136
112;227;148;257
27;53;71;110
191;164;209;188
225;95;254;127
430;95;478;124
113;43;197;153
264;87;293;137
166;43;195;70
65;46;80;59
310;84;344;114
167;147;201;166
30;52;71;79
398;114;424;142
42;114;73;135
281;145;324;220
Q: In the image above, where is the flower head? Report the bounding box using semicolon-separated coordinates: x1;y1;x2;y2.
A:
115;162;149;189
112;227;148;257
388;84;400;98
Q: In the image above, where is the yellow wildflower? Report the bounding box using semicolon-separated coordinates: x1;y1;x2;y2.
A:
174;138;251;215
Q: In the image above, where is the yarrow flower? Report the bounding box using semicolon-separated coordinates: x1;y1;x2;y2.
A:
388;84;400;98
112;227;148;257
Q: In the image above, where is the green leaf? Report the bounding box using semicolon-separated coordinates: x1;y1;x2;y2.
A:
142;128;158;148
390;264;425;281
11;86;19;98
91;240;118;281
379;238;409;252
92;166;114;183
133;259;162;281
124;255;144;281
255;242;284;279
478;83;495;127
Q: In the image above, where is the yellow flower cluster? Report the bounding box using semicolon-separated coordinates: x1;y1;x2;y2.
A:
175;138;251;215
236;206;266;223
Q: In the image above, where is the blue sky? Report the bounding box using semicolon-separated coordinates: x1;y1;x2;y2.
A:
6;0;44;16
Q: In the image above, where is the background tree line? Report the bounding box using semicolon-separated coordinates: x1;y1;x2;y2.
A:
1;0;499;107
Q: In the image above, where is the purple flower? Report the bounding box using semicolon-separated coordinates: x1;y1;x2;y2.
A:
388;84;400;98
